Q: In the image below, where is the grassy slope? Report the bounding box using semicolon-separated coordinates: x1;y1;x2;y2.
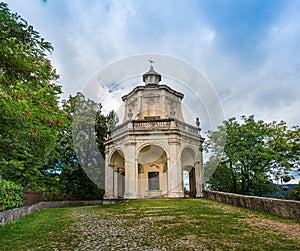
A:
0;199;299;250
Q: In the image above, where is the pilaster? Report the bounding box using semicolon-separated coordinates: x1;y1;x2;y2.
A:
104;163;114;199
195;146;204;197
168;137;184;198
123;143;138;199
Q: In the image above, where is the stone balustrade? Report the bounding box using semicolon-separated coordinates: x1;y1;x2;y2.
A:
110;118;199;137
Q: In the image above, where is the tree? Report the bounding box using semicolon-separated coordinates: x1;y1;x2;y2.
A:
0;2;63;189
0;3;110;197
205;115;299;196
47;93;106;198
268;122;300;186
288;181;300;201
95;109;110;156
106;110;119;131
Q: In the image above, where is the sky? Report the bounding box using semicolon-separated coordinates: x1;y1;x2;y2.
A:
5;0;300;128
4;0;300;183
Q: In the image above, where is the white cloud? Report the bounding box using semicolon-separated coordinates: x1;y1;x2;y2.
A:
202;1;300;126
5;0;300;127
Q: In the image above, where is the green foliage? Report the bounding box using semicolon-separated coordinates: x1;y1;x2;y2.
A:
0;2;63;189
206;162;237;193
0;4;109;199
288;182;300;201
95;104;109;157
0;179;23;211
42;188;104;201
72;92;108;190
205;115;300;196
268;122;300;184
0;2;54;82
43;92;107;199
282;175;292;183
106;110;119;131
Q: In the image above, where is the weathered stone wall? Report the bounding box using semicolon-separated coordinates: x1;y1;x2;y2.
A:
203;190;300;221
0;200;105;227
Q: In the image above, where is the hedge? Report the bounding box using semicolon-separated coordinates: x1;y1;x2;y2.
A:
0;179;23;211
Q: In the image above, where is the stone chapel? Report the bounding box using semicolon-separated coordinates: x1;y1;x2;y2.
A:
104;65;204;199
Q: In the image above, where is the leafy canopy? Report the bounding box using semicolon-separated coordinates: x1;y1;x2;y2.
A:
205;115;300;196
0;2;62;189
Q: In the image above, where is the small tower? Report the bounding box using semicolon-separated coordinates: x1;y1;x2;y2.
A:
143;65;162;85
104;65;205;199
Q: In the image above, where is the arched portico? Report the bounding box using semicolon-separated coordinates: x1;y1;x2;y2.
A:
137;145;168;198
110;149;125;198
181;147;197;197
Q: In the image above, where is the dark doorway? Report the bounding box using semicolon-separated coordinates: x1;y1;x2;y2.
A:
148;172;160;190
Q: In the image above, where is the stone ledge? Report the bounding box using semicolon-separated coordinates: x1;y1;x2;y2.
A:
203;190;300;221
0;200;105;227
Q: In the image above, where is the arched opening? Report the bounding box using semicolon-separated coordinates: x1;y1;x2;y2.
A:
137;145;168;198
181;148;196;197
110;150;125;198
183;169;189;194
183;166;196;197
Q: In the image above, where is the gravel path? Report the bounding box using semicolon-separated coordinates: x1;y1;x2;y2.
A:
70;206;204;250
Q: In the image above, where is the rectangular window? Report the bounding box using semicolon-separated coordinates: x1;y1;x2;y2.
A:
148;172;160;190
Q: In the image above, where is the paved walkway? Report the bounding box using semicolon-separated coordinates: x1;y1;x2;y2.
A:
70;207;203;250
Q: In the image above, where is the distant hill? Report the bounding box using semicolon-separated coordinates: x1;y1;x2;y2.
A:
265;184;297;199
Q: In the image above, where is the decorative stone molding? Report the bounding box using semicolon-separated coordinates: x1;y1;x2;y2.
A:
144;93;160;103
126;97;137;107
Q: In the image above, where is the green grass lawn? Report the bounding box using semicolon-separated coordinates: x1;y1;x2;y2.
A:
0;198;299;250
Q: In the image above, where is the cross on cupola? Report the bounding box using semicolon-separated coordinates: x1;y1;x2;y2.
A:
142;60;162;85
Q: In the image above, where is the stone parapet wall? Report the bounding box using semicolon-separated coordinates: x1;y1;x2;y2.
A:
203;190;300;221
0;200;104;227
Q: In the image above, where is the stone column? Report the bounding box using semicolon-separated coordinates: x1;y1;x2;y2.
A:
137;92;142;119
104;146;114;199
199;146;204;195
124;142;138;199
124;103;128;121
112;169;120;198
104;164;113;199
135;158;139;198
155;98;159;117
168;137;184;197
167;158;170;196
195;146;204;197
145;99;149;117
162;90;166;118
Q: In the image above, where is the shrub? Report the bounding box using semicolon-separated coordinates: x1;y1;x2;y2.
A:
0;179;24;211
42;189;104;201
42;192;82;201
287;182;300;201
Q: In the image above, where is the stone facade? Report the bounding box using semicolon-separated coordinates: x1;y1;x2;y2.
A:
104;66;205;199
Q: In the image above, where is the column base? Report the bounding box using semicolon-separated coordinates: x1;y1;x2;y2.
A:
124;192;138;199
104;193;117;199
195;192;204;198
196;185;204;197
168;191;184;198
